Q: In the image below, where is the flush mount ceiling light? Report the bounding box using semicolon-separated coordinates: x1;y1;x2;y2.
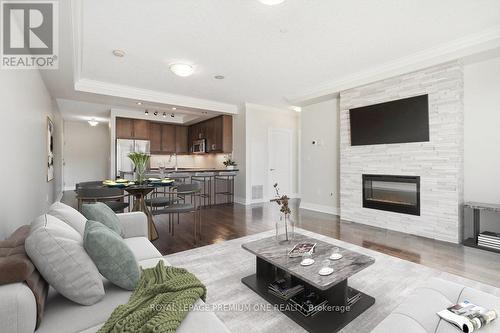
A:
214;75;225;80
169;63;194;77
258;0;285;5
88;118;99;126
112;49;125;57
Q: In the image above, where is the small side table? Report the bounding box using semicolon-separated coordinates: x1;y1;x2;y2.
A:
463;201;500;254
125;186;158;241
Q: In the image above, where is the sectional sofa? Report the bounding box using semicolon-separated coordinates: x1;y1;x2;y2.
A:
0;209;229;333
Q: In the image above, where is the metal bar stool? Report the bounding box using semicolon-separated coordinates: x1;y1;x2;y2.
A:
152;183;202;243
214;171;236;205
191;172;215;208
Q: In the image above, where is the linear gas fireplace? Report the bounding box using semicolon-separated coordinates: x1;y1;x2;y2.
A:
362;174;420;216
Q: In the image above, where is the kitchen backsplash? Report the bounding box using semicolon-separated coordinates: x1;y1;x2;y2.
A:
150;154;228;169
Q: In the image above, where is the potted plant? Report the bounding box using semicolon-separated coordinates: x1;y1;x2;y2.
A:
223;156;237;170
128;152;150;184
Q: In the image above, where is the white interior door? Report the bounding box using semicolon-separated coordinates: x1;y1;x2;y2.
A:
268;128;292;199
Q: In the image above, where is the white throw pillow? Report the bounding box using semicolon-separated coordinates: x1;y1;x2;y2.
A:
47;201;87;235
25;215;105;305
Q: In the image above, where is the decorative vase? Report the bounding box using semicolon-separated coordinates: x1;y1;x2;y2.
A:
276;214;294;243
134;163;147;184
226;165;236;170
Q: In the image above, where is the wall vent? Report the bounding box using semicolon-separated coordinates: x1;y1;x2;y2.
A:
252;185;263;200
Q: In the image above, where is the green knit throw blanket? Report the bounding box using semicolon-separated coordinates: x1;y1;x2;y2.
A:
98;261;206;333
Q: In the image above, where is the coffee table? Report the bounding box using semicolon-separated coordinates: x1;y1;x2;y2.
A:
241;233;375;333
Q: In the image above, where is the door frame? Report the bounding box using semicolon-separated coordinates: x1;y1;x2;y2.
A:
267;127;293;201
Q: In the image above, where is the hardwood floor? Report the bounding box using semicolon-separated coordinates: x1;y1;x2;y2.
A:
62;192;500;288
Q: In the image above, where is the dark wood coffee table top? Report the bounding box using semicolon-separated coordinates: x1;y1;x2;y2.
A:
242;233;375;290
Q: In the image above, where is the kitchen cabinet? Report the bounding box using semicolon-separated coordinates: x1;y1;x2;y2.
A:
150;123;162;153
175;126;189;154
133;120;150;140
161;124;176;153
116;117;134;139
116;117;150;140
188;115;232;153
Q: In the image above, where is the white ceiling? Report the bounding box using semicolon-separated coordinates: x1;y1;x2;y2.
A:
41;0;500;121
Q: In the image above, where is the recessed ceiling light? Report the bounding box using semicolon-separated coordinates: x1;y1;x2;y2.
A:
112;49;125;57
169;63;194;77
258;0;285;5
290;106;302;113
214;75;225;80
172;107;177;110
88;118;99;126
136;101;142;105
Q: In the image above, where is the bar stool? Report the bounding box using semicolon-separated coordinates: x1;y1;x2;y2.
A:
214;171;236;205
191;172;215;208
166;172;191;183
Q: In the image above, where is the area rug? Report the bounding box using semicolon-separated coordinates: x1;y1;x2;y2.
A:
164;228;500;333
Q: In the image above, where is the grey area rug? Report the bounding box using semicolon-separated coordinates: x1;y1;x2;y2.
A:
164;228;500;333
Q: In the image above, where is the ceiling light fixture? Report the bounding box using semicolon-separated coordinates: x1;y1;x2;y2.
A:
291;106;302;113
214;75;225;80
136;102;142;105
112;49;125;57
153;111;158;116
163;112;167;118
88;118;99;126
172;107;177;110
258;0;285;5
169;63;194;77
145;110;149;115
171;114;175;118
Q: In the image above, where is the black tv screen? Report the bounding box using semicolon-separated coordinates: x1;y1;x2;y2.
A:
349;94;429;146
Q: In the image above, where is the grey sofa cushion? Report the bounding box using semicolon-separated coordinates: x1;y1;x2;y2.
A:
81;202;124;237
25;215;105;305
47;201;87;236
83;220;140;291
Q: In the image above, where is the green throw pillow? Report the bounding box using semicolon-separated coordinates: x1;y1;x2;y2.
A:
81;202;124;237
83;220;139;290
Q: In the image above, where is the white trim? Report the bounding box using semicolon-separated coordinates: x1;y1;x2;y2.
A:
288;26;500;104
64;186;75;191
300;202;339;216
245;103;298;115
233;196;249;205
74;79;238;114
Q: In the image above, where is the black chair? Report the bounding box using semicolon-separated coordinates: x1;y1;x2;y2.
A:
76;187;130;213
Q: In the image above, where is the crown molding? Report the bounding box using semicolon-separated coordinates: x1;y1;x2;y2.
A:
74;78;238;114
245;102;298;116
288;26;500;105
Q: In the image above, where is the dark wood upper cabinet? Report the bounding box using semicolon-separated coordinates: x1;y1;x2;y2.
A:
175;126;189;154
187;115;233;153
150;123;162;152
133;119;150;140
116;117;134;139
161;124;176;153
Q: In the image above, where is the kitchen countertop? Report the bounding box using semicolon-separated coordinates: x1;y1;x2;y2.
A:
147;168;239;173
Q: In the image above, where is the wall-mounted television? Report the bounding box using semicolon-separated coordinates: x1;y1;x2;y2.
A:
349;94;429;146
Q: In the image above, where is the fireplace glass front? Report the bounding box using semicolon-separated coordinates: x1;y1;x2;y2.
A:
363;174;420;215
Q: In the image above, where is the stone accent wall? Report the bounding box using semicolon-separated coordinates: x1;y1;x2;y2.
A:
339;61;464;243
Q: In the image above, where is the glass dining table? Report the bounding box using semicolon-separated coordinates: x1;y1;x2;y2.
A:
104;181;176;241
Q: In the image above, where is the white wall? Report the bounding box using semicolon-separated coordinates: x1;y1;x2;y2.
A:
63;121;110;190
232;107;247;204
245;103;299;203
0;70;63;239
464;55;500;233
300;99;340;215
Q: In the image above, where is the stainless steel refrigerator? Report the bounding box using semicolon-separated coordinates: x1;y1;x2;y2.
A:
116;139;150;179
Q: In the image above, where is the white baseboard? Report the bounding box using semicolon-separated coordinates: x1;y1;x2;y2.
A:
233;196;249;205
300;202;340;216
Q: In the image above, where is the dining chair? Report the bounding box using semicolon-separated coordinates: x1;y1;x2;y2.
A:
76;187;130;213
152;183;202;243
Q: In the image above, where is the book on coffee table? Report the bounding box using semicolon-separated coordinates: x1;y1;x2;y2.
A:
288;242;316;257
